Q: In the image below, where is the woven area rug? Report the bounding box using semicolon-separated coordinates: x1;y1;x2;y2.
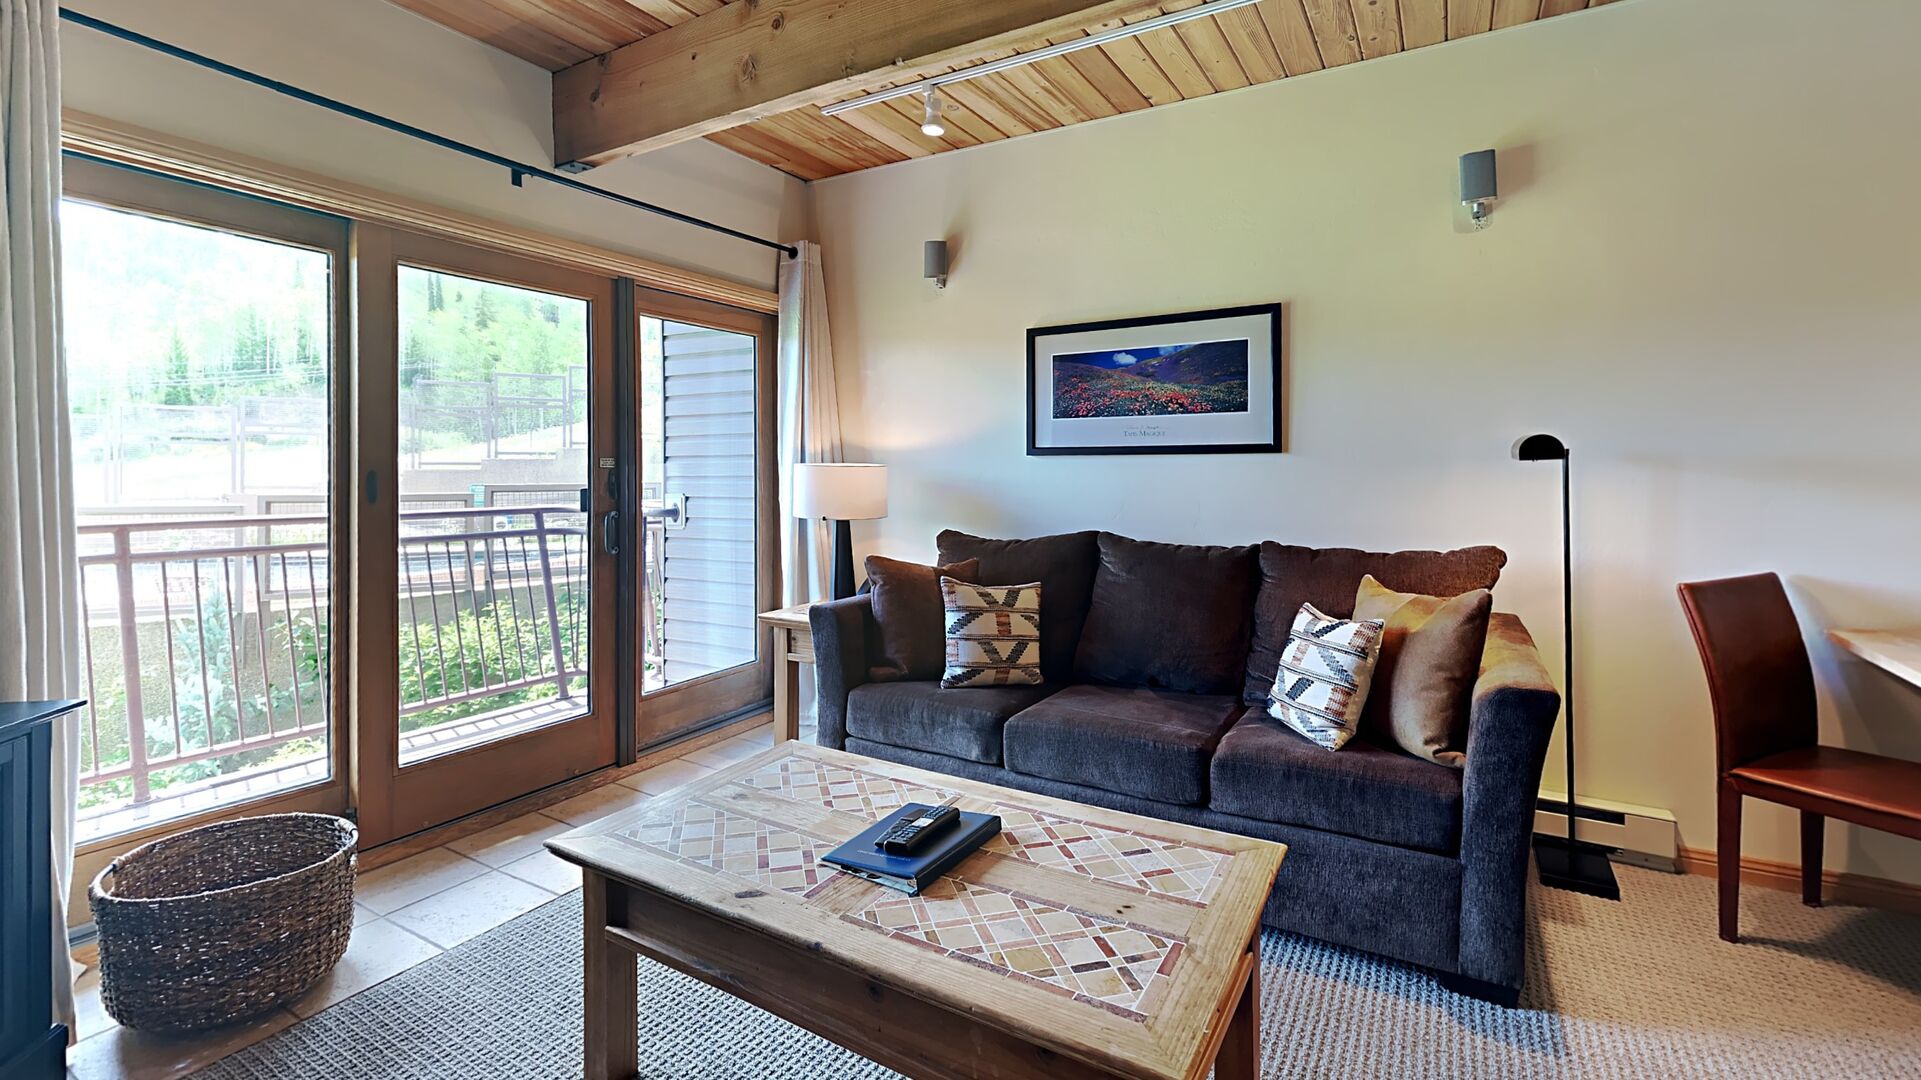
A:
198;865;1921;1079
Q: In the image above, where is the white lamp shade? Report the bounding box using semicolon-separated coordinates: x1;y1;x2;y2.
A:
792;463;888;520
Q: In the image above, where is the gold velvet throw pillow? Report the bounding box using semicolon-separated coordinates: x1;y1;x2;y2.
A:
1351;575;1492;767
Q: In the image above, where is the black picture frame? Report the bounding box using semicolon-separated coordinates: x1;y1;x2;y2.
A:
1026;303;1283;456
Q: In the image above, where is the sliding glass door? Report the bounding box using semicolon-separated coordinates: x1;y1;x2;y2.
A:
353;231;617;844
61;163;774;858
631;287;776;745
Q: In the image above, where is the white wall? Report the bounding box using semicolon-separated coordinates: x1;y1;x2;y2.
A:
813;0;1921;884
61;0;806;290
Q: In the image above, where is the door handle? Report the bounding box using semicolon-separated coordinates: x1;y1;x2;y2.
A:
602;510;619;556
641;493;688;531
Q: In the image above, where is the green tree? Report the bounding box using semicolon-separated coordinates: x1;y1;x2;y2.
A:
229;306;273;392
161;330;194;406
293;319;321;386
473;288;497;330
402;330;428;389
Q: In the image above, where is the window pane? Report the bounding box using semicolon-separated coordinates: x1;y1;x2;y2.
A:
394;265;591;763
640;317;757;690
62;198;335;842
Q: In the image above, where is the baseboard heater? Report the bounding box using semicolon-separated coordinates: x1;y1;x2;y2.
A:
1533;789;1680;872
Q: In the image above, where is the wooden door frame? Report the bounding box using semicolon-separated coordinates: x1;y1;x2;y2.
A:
630;286;778;750
60;158;354;920
57;157;770;866
352;228;619;845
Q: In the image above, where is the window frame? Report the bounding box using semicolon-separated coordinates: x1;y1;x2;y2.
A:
61;156;355;900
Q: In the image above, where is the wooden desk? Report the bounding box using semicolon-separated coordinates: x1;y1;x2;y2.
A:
756;603;813;742
1829;629;1921;690
549;743;1284;1080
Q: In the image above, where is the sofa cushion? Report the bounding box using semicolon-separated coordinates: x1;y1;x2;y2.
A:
845;680;1059;764
864;555;979;682
1074;533;1259;694
937;529;1099;683
1003;685;1245;805
1242;543;1508;705
1209;713;1463;852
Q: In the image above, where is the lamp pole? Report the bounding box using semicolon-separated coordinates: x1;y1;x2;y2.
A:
1561;450;1576;852
1514;433;1619;901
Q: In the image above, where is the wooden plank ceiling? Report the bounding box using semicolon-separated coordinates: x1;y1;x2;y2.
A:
389;0;1617;180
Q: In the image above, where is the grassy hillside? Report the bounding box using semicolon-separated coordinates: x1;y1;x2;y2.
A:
1128;340;1249;387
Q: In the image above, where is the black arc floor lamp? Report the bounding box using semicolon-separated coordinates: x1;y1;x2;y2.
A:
1513;433;1621;901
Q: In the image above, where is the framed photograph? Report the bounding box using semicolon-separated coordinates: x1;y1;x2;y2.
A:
1027;303;1282;456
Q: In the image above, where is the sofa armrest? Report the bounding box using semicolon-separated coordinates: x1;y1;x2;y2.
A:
1455;612;1561;992
808;595;873;750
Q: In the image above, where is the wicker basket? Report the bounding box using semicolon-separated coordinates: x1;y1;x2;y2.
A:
90;812;357;1032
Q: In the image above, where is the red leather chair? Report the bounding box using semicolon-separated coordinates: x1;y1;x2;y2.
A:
1678;572;1921;942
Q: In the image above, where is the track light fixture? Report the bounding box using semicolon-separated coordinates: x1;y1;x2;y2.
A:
821;0;1264;121
920;89;946;138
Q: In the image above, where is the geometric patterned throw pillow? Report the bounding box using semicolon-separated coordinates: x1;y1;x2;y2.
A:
1267;603;1386;751
940;577;1044;688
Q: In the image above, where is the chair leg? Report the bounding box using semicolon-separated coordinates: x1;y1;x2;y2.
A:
1800;810;1824;907
1717;781;1742;943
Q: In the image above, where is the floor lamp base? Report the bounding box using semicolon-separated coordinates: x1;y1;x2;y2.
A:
1533;835;1621;901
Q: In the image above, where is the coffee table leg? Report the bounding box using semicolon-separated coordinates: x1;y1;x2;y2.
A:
1214;950;1260;1080
584;871;638;1080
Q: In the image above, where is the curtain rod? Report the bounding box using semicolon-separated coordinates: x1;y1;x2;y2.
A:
58;8;799;260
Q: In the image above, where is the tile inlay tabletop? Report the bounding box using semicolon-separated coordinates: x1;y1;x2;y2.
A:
550;742;1284;1080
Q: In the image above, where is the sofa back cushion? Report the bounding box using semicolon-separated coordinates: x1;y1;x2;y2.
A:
1074;533;1259;694
936;529;1099;682
1242;543;1508;705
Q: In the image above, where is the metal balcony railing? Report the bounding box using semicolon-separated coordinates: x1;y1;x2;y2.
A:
73;504;598;839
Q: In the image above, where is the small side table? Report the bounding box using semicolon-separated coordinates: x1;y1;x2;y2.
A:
756;604;814;742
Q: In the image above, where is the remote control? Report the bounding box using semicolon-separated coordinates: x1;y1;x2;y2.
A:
877;803;961;855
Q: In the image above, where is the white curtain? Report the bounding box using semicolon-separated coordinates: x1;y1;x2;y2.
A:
776;240;843;605
0;0;79;1040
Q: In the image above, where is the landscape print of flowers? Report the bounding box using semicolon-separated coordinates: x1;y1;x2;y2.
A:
1051;339;1250;419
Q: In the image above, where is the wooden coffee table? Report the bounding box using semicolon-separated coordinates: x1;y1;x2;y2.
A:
548;743;1283;1080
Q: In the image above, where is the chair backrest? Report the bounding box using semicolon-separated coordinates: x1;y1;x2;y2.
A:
1677;573;1818;775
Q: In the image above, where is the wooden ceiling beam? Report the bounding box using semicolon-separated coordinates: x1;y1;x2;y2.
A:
553;0;1158;166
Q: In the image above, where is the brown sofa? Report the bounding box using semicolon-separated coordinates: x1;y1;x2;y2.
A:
808;529;1560;1005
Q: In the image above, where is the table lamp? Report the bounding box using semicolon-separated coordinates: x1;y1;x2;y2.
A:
793;463;888;600
1513;433;1620;901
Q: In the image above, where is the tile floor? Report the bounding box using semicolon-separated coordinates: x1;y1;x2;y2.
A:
66;718;787;1080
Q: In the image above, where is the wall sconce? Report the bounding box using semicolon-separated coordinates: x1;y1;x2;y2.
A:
1459;149;1497;230
924;239;948;289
